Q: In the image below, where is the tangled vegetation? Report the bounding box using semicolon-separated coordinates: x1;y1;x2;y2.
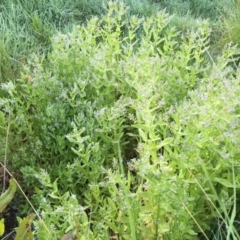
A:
1;1;240;239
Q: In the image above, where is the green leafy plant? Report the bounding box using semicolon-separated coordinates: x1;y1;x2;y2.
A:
15;214;34;240
1;1;240;239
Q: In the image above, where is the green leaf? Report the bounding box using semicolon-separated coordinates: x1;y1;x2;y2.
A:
138;129;148;142
14;214;34;240
156;137;173;149
0;178;17;213
213;178;239;188
0;218;5;236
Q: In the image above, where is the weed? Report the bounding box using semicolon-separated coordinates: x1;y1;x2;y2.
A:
1;1;240;239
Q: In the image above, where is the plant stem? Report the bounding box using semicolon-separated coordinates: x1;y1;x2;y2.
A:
117;141;137;240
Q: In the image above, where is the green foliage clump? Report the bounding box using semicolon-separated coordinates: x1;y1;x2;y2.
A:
170;44;240;239
1;1;240;239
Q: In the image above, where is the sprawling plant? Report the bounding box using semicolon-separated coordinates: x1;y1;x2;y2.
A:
1;1;239;239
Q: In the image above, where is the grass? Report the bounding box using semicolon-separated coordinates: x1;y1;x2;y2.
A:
1;0;240;239
0;0;238;84
156;0;231;21
0;0;161;83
